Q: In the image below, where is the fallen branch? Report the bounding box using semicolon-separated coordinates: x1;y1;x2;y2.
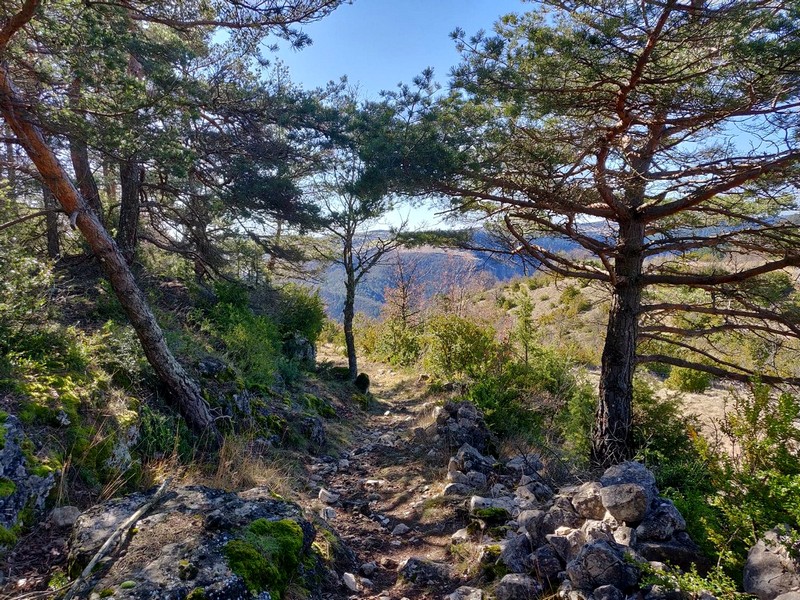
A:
62;478;172;600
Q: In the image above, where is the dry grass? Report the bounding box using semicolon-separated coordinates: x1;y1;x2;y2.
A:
186;435;302;498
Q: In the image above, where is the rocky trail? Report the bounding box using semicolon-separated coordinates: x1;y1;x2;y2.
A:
302;360;475;599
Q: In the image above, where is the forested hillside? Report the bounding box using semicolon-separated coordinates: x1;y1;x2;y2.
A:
1;1;800;599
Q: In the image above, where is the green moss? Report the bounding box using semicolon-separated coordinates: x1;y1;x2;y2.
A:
473;507;510;524
224;518;305;598
480;544;508;581
186;588;207;600
119;580;136;589
0;477;16;498
98;589;115;598
302;394;336;418
0;525;17;546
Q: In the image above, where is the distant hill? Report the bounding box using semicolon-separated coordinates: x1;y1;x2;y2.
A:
318;226;585;320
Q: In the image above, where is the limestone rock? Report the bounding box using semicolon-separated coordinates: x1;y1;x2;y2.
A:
572;482;606;520
744;526;800;600
398;556;451;584
636;500;686;542
531;544;563;587
447;586;484;600
49;506;81;529
600;484;648;523
68;485;319;599
594;584;625;600
500;532;533;573
496;573;543;600
566;540;639;591
0;415;55;529
600;462;657;505
318;487;340;504
636;531;706;572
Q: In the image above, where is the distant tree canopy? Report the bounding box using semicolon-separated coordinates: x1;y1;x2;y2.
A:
362;0;800;466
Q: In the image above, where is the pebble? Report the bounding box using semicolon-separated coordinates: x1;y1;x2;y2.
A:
318;488;340;504
343;572;359;591
392;523;411;535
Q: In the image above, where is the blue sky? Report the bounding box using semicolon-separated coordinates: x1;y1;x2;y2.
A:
274;0;529;98
273;1;530;228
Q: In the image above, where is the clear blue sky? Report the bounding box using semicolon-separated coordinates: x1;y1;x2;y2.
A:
274;0;529;98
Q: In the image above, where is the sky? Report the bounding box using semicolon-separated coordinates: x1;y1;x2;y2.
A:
274;0;528;98
272;0;530;229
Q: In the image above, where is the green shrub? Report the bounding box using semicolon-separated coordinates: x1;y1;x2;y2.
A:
274;284;325;343
665;366;712;393
422;314;497;379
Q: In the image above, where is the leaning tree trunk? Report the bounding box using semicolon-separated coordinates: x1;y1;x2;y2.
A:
0;65;219;443
591;219;645;468
117;156;143;265
68;78;104;223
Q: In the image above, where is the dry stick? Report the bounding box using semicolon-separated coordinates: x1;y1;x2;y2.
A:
62;478;173;600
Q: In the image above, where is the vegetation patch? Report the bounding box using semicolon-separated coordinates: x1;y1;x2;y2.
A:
0;477;16;498
224;518;305;598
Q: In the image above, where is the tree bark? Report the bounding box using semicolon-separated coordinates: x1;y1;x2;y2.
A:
591;219;645;468
343;268;358;381
69;137;104;222
117;156;143;264
42;183;60;258
0;63;219;443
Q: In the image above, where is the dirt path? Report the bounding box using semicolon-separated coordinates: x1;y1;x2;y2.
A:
308;347;473;599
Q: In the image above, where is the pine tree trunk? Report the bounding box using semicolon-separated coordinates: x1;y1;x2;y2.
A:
591;219;645;468
343;276;358;381
42;184;60;258
0;65;219;443
69;138;104;222
117;157;142;264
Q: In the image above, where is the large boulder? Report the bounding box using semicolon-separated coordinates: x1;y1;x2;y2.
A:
68;485;321;599
496;573;542;600
600;484;649;524
744;526;800;600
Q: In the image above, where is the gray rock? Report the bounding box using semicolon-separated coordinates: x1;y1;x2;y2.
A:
500;533;533;573
572;482;606;520
49;506;81;528
197;356;227;378
744;526;800;600
283;333;316;367
547;527;587;562
636;532;706;572
360;561;378;576
447;587;484;600
774;594;800;600
299;415;326;450
392;523;411;535
496;573;543;600
582;519;615;543
0;415;55;529
542;504;584;535
531;544;563;586
517;481;555;506
68;485;317;599
636;500;686;542
507;454;543;477
600;484;648;523
455;443;494;474
443;483;473;496
320;506;336;520
467;470;488;489
452;528;472;543
398;556;451;583
343;571;359;591
470;495;517;517
600;462;657;505
318;488;339;504
594;584;625;600
518;509;546;544
613;525;636;546
566;540;639;591
447;470;469;484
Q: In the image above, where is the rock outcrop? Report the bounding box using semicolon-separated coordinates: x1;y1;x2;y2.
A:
0;414;55;531
68;485;325;599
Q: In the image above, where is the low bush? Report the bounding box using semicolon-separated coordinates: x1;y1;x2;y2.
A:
422;314;497;379
665;365;713;393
